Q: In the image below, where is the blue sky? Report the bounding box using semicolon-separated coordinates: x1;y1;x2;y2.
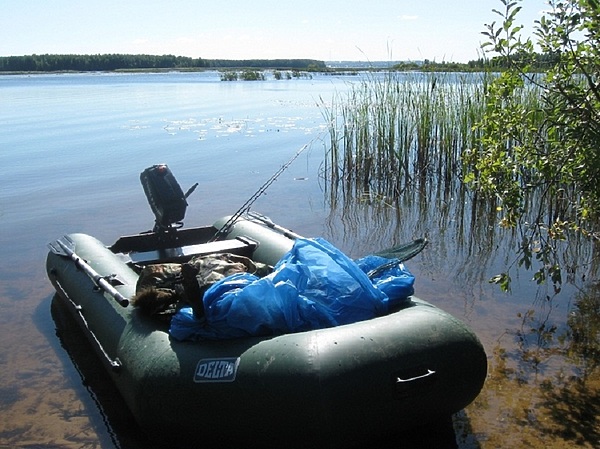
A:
2;0;549;62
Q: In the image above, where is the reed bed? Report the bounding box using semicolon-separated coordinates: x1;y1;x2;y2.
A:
321;72;496;200
320;71;600;289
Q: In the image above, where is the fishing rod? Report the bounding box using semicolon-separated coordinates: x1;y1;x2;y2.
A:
210;142;309;241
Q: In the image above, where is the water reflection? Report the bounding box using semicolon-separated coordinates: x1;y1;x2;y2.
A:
569;288;600;375
469;288;600;447
323;164;600;448
50;297;158;449
323;170;507;291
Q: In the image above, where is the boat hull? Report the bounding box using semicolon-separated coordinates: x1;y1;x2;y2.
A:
47;222;487;448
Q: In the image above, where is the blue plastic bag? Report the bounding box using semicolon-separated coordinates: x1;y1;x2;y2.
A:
170;274;256;341
170;238;415;341
354;255;415;308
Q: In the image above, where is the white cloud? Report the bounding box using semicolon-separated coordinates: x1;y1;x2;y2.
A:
399;15;418;21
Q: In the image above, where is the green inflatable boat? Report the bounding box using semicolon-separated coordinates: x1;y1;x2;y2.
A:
46;165;487;449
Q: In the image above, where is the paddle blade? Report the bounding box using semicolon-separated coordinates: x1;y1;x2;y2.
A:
374;238;428;262
47;235;76;257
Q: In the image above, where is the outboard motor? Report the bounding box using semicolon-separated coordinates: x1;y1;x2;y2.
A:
140;164;197;233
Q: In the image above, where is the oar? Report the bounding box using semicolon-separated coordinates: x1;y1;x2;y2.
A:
248;211;428;259
248;211;428;278
48;236;129;307
372;238;428;261
366;238;428;279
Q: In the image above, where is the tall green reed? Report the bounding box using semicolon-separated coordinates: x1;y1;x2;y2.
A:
321;71;600;293
320;71;493;200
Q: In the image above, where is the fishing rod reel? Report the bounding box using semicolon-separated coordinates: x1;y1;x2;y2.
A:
140;164;198;237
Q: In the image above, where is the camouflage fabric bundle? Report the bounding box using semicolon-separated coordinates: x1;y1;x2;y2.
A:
131;253;270;320
132;263;183;319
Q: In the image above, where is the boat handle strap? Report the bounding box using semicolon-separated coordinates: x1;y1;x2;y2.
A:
396;368;436;383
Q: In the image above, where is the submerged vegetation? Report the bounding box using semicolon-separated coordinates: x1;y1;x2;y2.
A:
220;69;314;81
321;0;600;292
220;70;265;81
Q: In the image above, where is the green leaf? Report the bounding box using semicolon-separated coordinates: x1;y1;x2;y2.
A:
490;273;512;292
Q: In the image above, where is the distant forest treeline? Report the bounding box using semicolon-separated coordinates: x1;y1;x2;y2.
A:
394;52;563;72
0;54;327;72
0;52;561;73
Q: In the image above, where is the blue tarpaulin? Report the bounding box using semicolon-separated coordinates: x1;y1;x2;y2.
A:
170;238;415;341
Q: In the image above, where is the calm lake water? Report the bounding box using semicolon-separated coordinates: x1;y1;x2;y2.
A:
1;71;598;448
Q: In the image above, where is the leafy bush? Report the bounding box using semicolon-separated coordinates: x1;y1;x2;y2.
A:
465;0;600;289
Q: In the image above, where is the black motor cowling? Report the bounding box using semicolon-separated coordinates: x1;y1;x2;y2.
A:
140;164;196;232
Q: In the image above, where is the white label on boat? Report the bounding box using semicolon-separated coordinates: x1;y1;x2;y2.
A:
194;357;240;383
